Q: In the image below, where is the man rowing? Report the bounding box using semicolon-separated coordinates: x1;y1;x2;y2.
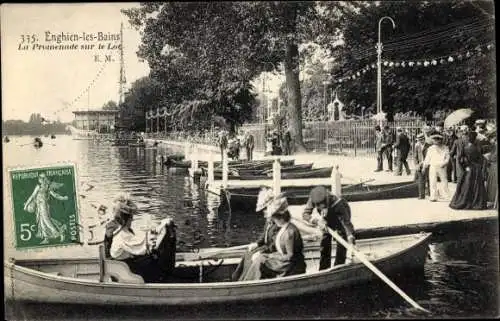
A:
302;186;355;270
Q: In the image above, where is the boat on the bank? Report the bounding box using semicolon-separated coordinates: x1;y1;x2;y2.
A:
4;232;430;306
234;167;334;181
197;163;315;180
221;181;419;210
164;159;295;170
129;142;146;148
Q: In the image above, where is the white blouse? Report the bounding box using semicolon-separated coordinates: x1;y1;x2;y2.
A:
110;228;148;260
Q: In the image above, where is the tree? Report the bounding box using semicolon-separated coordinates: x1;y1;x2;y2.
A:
119;76;162;131
102;100;118;110
321;1;496;119
123;2;340;151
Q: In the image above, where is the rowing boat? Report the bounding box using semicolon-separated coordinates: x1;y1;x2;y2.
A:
237;167;333;180
4;232;430;305
221;181;418;210
197;163;317;180
165;159;295;170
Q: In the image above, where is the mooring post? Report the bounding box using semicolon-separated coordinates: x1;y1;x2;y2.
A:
273;157;281;197
191;145;198;171
331;165;342;197
207;152;215;187
184;141;189;159
222;151;229;189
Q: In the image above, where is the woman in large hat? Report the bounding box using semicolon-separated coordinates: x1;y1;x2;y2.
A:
449;131;488;210
239;194;306;281
232;187;281;281
106;194;177;283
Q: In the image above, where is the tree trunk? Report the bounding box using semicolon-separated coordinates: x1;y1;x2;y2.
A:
284;41;306;152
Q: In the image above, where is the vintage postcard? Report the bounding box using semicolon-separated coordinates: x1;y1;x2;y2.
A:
2;2;497;320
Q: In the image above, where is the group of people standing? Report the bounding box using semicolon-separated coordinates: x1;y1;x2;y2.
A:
218;129;255;161
265;129;292;156
411;120;496;209
375;119;496;209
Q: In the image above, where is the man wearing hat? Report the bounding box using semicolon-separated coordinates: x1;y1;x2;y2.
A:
414;133;427;199
302;186;355;270
393;127;411;176
105;194;177;283
423;133;451;202
475;120;491;154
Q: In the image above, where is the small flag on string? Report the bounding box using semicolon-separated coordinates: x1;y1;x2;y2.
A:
431;60;437;65
424;61;429;67
448;56;454;62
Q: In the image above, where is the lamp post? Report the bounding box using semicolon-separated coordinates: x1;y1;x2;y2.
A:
376;16;396;127
322;80;331;121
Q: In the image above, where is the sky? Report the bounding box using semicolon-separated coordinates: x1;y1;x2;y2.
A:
1;3;323;123
1;3;150;122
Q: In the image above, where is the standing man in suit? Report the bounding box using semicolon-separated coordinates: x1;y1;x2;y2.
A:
244;131;255;161
381;125;394;172
374;125;384;172
394;127;411;176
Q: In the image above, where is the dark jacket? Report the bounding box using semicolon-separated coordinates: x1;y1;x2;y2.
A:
394;132;410;155
244;134;255;149
302;195;355;239
255;219;280;253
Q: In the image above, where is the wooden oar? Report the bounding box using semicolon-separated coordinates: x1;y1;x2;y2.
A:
326;227;430;313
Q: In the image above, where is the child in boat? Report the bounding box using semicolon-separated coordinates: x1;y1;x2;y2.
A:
302;186;355;269
105;194;177;283
231;187;280;281
240;195;306;280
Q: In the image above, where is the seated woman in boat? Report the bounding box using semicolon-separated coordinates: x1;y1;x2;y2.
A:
231;187;280;281
105;195;177;283
240;195;306;281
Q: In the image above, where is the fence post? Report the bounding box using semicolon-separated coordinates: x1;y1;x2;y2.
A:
222;152;229;189
207;153;214;187
354;126;357;157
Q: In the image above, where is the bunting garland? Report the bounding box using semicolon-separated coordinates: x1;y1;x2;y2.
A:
331;42;495;84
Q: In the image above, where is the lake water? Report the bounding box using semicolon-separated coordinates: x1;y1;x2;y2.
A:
3;135;499;319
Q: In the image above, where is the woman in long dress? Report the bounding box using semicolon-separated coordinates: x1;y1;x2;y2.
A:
241;196;306;281
23;173;68;244
484;131;497;208
232;188;280;281
449;132;487;210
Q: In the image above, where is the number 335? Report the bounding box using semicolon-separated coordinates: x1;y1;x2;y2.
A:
20;34;37;44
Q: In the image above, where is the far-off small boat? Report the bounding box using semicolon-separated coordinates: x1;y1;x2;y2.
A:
33;137;43;148
4;233;430;306
50;134;56;139
3;136;10;143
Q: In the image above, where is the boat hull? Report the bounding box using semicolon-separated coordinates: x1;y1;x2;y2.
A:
4;233;430;306
222;182;419;210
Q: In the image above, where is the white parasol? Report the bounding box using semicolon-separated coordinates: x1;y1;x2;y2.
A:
444;108;474;129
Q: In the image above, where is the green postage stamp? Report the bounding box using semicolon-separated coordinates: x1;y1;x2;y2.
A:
8;164;81;249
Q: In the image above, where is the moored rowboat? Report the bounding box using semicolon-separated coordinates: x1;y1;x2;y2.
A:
4;232;430;306
221;181;418;210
